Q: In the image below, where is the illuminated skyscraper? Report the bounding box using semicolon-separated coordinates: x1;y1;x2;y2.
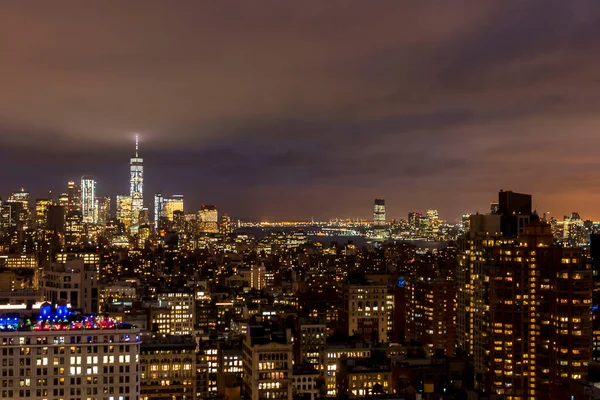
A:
163;195;184;221
97;197;111;226
65;211;84;247
67;180;81;212
80;176;96;224
423;209;441;239
199;204;218;233
58;192;69;208
7;189;30;228
154;193;164;228
116;195;133;229
35;192;52;230
7;189;29;209
130;135;144;226
373;198;386;238
219;214;232;235
408;212;422;233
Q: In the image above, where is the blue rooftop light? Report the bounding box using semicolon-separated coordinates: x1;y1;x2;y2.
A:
40;304;51;317
57;305;69;317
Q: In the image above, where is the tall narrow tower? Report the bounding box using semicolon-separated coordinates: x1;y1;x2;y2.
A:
373;198;386;238
130;135;144;226
80;176;96;224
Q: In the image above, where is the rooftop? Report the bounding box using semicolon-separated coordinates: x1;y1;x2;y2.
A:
0;304;136;332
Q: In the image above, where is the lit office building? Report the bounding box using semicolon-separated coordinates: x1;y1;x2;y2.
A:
58;192;69;208
6;190;30;228
220;214;232;235
199;205;218;233
0;253;39;290
56;252;100;273
372;199;386;238
67;181;81;213
423;209;441;239
35;193;52;231
340;282;388;343
65;212;84;248
43;257;98;314
242;325;293;400
294;322;326;367
408;212;422;233
153;193;164;229
7;189;30;210
0;304;141;400
218;344;243;395
81;176;96;224
96;197;111;227
152;292;194;335
116;195;133;229
140;335;196;400
337;358;393;397
324;345;371;396
163;195;184;222
0;203;14;230
405;277;456;356
250;264;266;291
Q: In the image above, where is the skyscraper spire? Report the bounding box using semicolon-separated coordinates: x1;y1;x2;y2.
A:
130;134;144;227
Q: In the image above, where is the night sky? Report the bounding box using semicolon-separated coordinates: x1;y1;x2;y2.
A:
2;1;600;221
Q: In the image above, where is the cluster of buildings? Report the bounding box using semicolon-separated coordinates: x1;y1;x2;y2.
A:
0;138;229;252
0;139;599;400
369;200;454;242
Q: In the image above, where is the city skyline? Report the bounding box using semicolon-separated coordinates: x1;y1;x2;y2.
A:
2;168;596;223
2;3;600;400
3;2;600;220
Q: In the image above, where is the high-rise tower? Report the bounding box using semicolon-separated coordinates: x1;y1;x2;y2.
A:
373;198;386;238
81;176;96;224
67;181;81;213
154;193;164;229
130;135;144;226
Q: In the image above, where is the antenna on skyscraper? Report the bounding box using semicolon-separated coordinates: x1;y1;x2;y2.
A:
135;134;139;157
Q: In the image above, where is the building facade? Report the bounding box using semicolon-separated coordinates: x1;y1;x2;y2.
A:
0;310;141;400
341;282;388;343
81;176;96;224
140;335;196;400
242;326;293;400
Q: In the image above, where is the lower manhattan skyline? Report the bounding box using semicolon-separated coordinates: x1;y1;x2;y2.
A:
2;1;600;220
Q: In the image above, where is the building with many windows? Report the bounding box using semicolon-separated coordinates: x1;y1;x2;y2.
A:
0;305;141;400
151;292;194;335
294;321;326;368
81;176;97;224
458;219;592;399
199;205;218;233
163;195;184;222
43;258;98;314
340;282;388;343
242;325;293;400
116;195;133;230
140;335;196;400
372;199;386;238
405;276;456;356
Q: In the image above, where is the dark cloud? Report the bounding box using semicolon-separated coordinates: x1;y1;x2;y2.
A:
1;1;600;220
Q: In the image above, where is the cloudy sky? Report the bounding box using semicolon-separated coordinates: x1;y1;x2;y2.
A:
1;1;600;221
